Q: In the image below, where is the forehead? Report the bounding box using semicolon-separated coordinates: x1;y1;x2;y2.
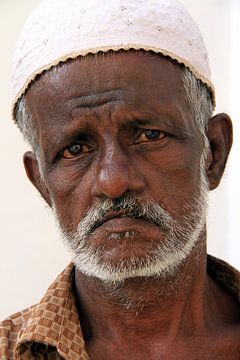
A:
25;51;192;136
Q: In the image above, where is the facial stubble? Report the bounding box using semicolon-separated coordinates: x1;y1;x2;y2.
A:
53;153;209;284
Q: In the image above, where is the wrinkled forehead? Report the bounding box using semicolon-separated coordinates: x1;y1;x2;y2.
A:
24;50;197;150
26;50;186;110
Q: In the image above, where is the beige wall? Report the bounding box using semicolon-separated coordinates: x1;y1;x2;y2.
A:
0;0;239;319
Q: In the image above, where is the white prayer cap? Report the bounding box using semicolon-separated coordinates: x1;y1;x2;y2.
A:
12;0;215;121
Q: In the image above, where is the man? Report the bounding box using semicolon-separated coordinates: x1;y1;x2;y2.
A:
1;0;239;359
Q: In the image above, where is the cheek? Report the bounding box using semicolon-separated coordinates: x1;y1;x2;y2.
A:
45;166;94;232
141;147;203;216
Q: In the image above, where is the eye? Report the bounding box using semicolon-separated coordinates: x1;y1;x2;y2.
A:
62;143;89;159
136;129;167;143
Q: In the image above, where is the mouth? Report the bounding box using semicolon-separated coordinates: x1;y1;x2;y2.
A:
89;209;163;235
90;210;134;231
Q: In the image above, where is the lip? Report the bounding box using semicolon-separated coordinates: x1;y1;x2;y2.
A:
92;215;154;233
103;210;131;221
91;210;137;232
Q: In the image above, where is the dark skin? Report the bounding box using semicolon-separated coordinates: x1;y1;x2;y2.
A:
23;52;239;359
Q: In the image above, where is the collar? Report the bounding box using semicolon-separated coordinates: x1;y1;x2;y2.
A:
15;263;90;360
207;254;240;301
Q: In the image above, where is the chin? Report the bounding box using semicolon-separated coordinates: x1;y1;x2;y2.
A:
72;226;204;284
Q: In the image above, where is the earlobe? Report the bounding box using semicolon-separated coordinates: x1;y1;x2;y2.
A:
206;113;233;190
23;151;52;207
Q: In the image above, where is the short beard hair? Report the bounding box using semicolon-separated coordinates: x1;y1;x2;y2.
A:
53;153;209;284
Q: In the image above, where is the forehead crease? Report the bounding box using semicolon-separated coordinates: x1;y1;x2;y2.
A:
26;52;191;144
39;92;127;138
65;88;127;109
28;52;184;106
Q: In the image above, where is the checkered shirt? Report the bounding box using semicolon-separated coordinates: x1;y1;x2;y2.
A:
0;264;89;360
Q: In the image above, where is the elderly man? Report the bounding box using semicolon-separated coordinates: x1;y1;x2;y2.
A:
1;0;240;359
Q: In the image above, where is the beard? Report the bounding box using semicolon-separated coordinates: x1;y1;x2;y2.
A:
53;154;209;284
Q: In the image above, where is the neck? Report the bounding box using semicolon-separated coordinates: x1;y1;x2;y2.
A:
73;235;219;343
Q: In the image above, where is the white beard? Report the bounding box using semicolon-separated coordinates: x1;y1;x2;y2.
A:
53;153;209;284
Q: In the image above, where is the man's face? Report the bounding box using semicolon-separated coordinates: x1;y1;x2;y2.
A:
25;52;208;282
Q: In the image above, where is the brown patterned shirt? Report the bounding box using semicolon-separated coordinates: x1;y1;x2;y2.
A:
0;256;239;360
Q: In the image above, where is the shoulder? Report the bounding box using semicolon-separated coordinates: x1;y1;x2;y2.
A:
0;305;36;360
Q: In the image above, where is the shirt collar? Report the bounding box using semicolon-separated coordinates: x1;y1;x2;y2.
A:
207;254;240;301
15;263;90;360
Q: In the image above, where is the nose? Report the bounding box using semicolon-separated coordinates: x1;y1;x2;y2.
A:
92;142;146;199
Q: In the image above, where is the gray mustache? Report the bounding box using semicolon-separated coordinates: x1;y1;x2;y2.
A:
78;196;174;237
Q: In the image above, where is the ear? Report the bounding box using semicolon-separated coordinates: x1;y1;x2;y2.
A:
23;151;52;207
206;113;233;190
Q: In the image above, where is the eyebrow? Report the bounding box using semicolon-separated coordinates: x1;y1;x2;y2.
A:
123;114;193;138
44;105;192;160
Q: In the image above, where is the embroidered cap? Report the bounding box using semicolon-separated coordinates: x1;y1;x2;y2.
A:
12;0;215;121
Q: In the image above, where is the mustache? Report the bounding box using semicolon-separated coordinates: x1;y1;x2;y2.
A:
74;195;174;239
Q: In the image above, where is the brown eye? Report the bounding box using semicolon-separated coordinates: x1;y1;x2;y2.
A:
62;144;85;159
138;130;166;142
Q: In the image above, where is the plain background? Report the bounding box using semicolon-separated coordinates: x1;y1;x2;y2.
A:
0;0;239;319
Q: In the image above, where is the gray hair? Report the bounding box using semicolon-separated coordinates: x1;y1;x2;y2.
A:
15;67;213;159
